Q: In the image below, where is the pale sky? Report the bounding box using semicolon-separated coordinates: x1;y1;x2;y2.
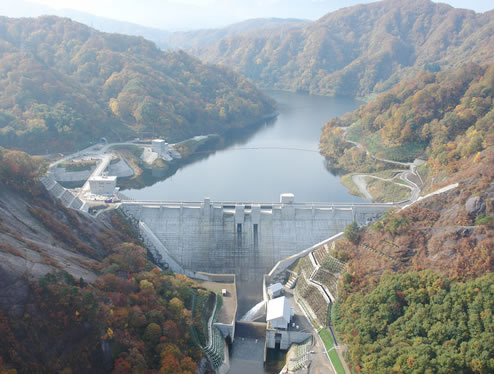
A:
3;0;493;30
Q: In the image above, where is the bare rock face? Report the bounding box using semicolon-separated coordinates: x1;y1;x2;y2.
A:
196;358;209;374
0;265;30;317
465;196;486;217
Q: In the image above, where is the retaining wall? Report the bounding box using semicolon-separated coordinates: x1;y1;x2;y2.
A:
40;175;89;212
51;167;95;183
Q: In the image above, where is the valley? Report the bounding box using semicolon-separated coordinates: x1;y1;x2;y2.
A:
0;1;493;374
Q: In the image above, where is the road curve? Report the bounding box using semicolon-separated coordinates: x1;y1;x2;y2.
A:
343;127;422;206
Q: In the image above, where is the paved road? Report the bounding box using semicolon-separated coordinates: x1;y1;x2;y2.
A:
120;199;397;209
353;172;418;203
352;174;373;200
400;168;421;202
79;154;112;196
47;140;141;200
343;128;423;205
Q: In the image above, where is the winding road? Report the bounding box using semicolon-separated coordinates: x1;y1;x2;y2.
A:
344;128;423;204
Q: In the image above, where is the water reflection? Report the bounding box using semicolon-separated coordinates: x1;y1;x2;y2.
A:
124;90;364;203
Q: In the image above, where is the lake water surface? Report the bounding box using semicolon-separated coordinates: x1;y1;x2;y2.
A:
125;90;365;203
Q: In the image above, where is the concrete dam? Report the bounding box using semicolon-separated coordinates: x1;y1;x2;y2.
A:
120;194;392;281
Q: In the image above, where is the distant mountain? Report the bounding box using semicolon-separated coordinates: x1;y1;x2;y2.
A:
55;9;172;49
193;0;494;97
0;0;307;50
168;18;309;49
0;0;172;49
0;16;275;154
0;0;382;31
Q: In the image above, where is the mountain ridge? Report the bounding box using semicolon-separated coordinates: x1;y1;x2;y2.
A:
0;0;310;50
167;17;309;50
0;15;275;154
192;0;494;97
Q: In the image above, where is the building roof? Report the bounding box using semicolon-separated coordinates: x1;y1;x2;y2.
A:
89;175;117;182
152;139;165;143
266;296;291;324
280;193;295;199
268;283;284;295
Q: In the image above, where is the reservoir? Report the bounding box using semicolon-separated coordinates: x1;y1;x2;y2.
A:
124;90;365;203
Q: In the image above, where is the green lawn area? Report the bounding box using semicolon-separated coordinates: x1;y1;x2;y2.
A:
340;173;364;198
346;123;426;163
364;132;426;162
345;124;364;143
365;177;411;203
110;144;143;158
371;169;402;179
58;160;96;172
329;349;345;374
319;328;335;351
319;328;345;374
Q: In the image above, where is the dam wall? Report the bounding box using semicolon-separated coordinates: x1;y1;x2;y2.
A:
120;198;391;281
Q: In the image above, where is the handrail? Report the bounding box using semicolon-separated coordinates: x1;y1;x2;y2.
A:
121;200;397;208
192;292;224;369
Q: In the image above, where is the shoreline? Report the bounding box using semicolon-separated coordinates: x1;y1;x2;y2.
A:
118;111;280;190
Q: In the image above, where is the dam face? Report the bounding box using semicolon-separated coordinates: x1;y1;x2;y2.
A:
120;197;390;281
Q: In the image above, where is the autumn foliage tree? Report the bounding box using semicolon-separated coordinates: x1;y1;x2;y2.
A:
0;243;203;373
0;147;40;193
321;63;494;170
334;271;494;373
0;16;275;153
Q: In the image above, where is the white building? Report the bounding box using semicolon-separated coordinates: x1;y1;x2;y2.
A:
268;283;284;299
280;193;295;204
88;175;117;195
152;139;169;157
266;296;292;330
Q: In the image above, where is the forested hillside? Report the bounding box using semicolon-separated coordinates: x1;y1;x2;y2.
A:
334;271;494;373
0;16;275;154
329;152;493;372
321;63;494;167
193;0;494;97
0;148;205;373
317;63;494;373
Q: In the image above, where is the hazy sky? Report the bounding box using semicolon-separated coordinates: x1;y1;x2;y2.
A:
5;0;494;30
